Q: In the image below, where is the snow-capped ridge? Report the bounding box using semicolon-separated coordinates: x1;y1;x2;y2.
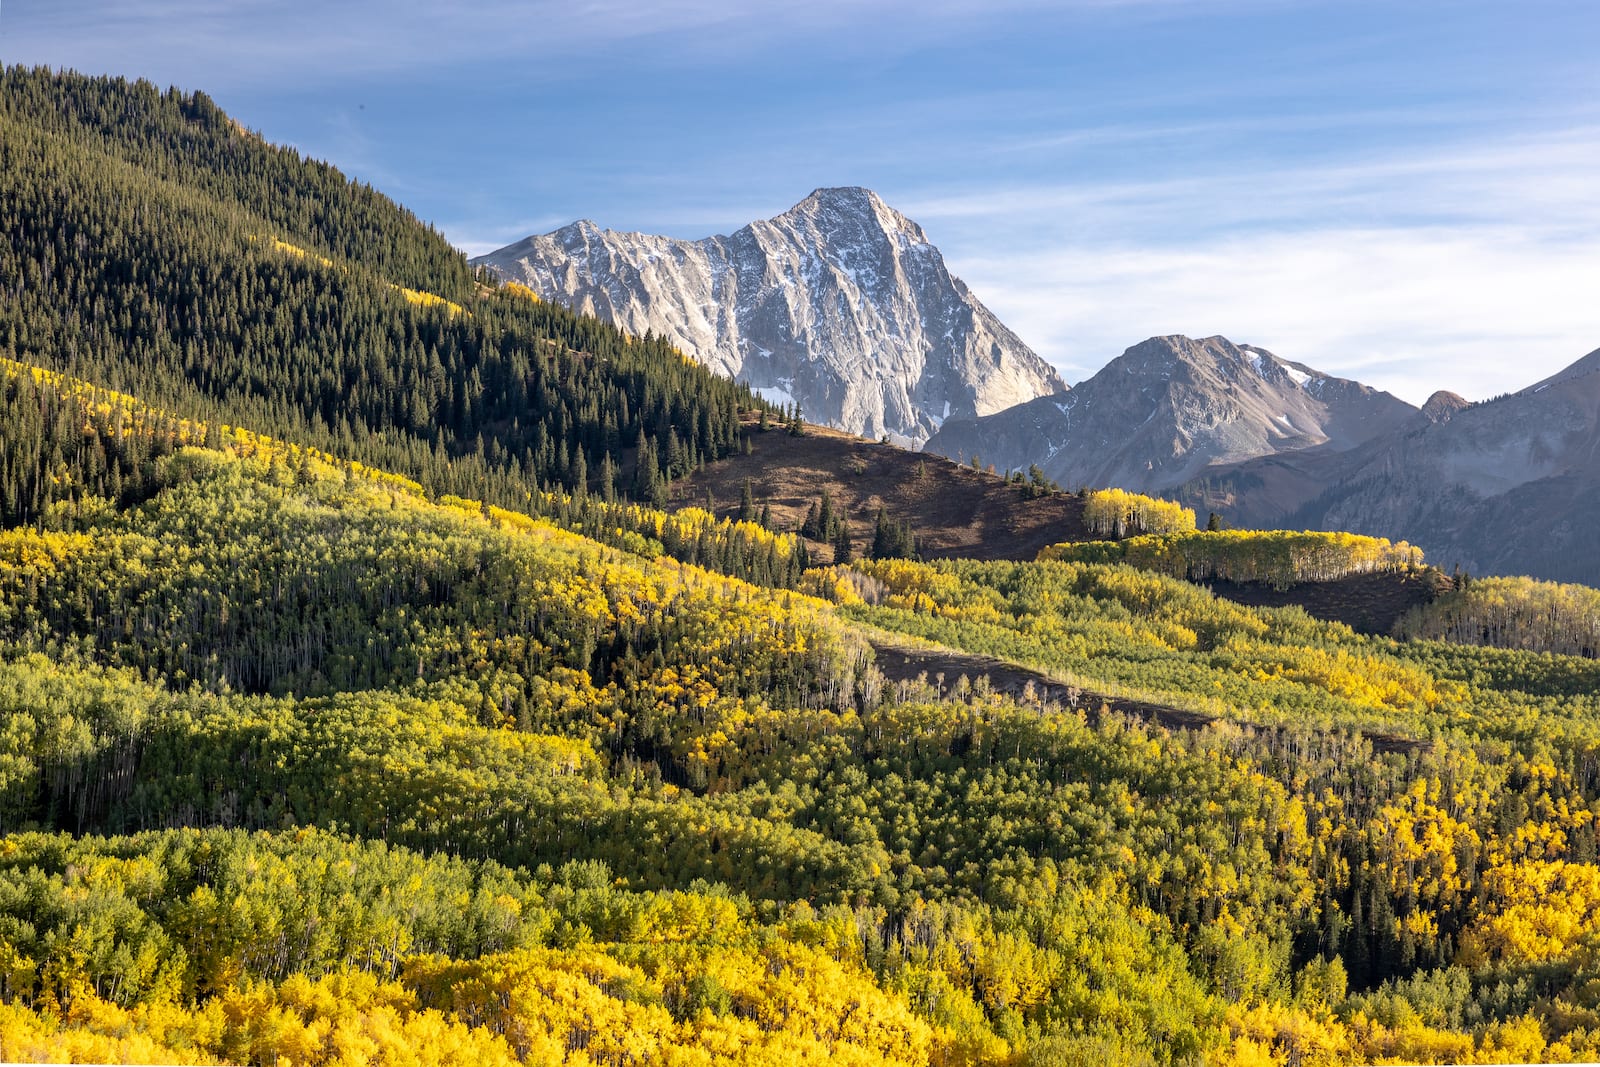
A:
925;333;1416;494
472;190;1066;444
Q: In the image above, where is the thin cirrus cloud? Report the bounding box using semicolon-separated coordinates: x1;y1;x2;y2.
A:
7;0;1596;407
903;124;1600;235
917;126;1600;405
5;0;1164;88
956;227;1599;405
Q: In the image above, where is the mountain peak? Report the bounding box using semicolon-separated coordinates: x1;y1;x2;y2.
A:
1114;335;1262;375
1130;334;1251;356
800;185;881;208
1421;390;1470;423
473;191;1064;445
547;218;606;242
779;186;923;242
927;334;1416;494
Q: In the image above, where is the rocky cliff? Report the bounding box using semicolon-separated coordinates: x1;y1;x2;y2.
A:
925;334;1416;493
472;187;1067;446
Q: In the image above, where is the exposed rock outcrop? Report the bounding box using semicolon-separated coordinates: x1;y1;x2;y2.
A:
473;187;1066;446
925;334;1415;492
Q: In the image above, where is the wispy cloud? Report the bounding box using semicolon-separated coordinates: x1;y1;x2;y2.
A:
959;226;1598;403
11;0;1594;406
5;0;1207;89
910;126;1600;403
902;126;1600;233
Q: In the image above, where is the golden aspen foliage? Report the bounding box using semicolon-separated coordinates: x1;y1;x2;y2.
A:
1082;488;1197;537
1042;529;1419;589
10;68;1600;1063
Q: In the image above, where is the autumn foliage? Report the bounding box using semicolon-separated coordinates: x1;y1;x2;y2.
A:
1042;529;1421;590
4;68;1600;1066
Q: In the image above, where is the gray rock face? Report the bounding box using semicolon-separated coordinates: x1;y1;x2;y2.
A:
924;334;1416;493
1420;390;1470;424
1291;348;1600;581
471;187;1067;446
1176;345;1600;583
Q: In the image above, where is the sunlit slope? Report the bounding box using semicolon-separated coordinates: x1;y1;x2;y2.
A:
0;355;1599;1059
0;68;762;534
5;66;1600;1067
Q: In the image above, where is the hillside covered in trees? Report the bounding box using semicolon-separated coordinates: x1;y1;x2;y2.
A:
2;69;1600;1066
0;67;781;570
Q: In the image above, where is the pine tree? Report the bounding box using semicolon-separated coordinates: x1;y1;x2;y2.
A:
739;478;757;523
599;452;617;503
801;501;823;540
832;516;853;564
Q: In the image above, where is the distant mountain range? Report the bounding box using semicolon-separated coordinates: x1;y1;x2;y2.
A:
925;334;1416;493
1179;346;1600;581
928;333;1600;583
475;185;1599;585
472;187;1067;446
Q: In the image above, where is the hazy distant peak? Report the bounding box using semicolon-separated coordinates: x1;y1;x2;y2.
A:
925;332;1415;493
1183;342;1600;585
1420;390;1470;423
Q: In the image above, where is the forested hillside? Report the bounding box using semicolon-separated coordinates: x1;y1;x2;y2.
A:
4;377;1600;1063
3;69;1600;1066
0;68;765;552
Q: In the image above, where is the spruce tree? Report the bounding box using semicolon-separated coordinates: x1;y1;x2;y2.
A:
832;517;853;564
739;478;757;523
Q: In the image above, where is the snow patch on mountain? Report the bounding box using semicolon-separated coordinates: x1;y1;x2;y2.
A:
472;187;1067;444
925;334;1417;494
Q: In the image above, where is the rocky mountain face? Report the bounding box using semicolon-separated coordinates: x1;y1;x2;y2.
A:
924;334;1416;493
471;187;1067;446
1182;346;1600;583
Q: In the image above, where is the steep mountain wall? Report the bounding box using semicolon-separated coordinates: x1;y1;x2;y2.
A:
473;187;1067;445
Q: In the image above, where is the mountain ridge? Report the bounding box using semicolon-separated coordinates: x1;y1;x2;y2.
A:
8;70;1600;1065
924;333;1416;493
1178;343;1600;582
472;186;1068;446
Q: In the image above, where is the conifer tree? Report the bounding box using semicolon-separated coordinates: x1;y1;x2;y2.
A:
739;478;757;523
832;515;853;564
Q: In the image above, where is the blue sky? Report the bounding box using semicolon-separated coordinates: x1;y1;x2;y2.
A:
5;0;1598;403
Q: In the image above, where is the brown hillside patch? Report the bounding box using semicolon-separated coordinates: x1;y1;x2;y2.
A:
669;421;1443;643
1204;568;1450;636
670;422;1089;560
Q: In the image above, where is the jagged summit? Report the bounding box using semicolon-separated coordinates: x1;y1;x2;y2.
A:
472;190;1066;446
774;186;929;247
925;334;1416;493
806;184;874;200
799;185;881;208
796;185;893;215
1421;390;1470;424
